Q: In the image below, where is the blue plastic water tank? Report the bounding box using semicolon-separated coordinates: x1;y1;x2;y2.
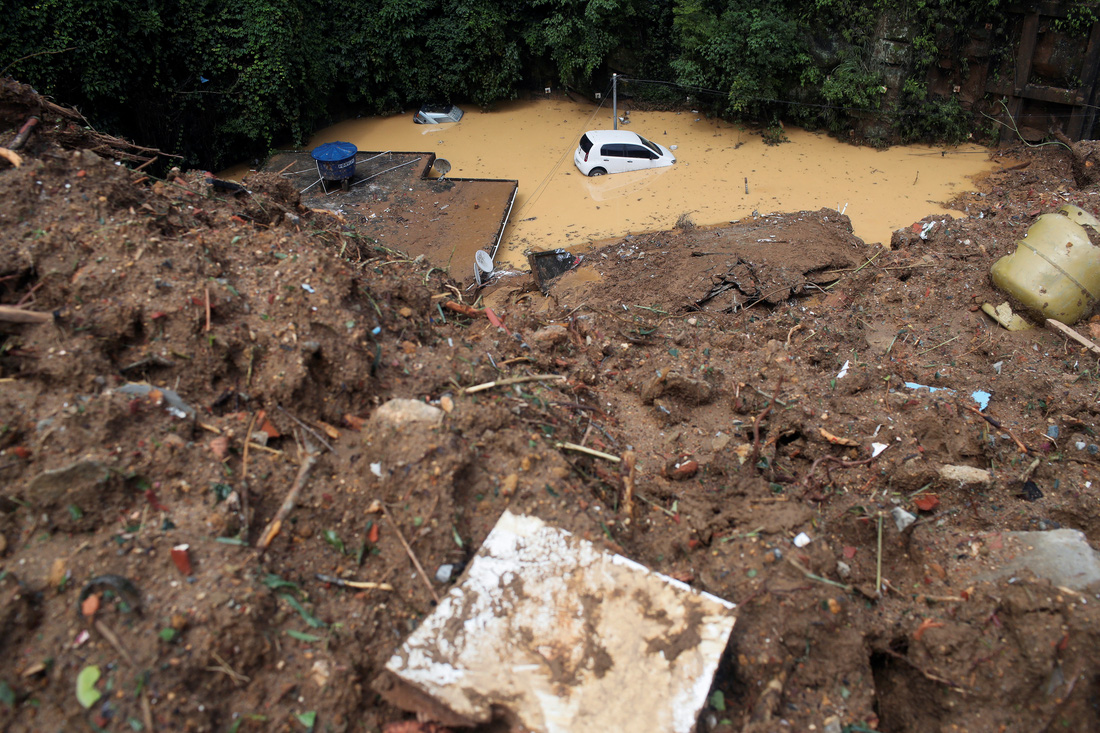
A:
311;141;358;181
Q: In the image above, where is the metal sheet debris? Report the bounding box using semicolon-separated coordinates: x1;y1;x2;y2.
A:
378;510;737;732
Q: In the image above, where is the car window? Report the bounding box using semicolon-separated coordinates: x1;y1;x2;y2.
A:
623;144;655;159
579;135;594;154
600;143;626;157
637;135;662;156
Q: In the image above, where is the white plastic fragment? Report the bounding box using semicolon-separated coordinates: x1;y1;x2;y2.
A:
836;360;850;379
370;462;382;477
891;507;917;532
793;532;812;548
379;510;737;733
871;442;889;458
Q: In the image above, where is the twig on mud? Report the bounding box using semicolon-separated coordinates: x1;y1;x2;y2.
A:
635;492;678;518
238;412;258;543
621;451;637;517
800;453;880;492
748;384;790;407
315;574;394;591
276;405;335;453
0;305;51;323
557;441;621;463
205;650;250;685
204;285;211;332
93;619;135;666
198;422;283;455
786;556;852;592
750;377;783;470
877;647;968;692
917;333;961;356
381;505;441;605
876;513;884;598
256;446;320;555
463;374;566;394
961;404;1030;453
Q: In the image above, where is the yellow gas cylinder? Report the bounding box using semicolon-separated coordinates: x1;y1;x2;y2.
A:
990;204;1100;324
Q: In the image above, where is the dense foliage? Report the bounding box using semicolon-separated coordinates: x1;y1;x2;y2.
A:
1;0;1091;168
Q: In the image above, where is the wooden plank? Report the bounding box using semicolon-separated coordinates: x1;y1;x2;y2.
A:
1069;19;1100;139
1008;12;1041;122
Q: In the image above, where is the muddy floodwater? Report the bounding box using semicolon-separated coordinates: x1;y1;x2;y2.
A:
253;98;998;268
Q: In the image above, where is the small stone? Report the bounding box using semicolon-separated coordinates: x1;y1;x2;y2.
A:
435;564;455;583
939;464;992;489
836;560;851;579
793;532;811;548
891;507;917;532
399;307;413;318
501;473;519;497
369;399;444;430
1046;425;1060;439
529;324;569;347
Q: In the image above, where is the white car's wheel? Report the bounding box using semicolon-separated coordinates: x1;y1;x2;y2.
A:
589;168;606;177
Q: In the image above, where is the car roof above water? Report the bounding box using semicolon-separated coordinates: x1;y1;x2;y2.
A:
581;129;651;144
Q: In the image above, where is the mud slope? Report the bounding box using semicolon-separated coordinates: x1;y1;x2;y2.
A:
4;76;1100;732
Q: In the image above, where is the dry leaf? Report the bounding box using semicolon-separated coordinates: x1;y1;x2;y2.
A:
81;593;100;618
210;435;230;459
819;427;859;447
343;414;366;431
316;420;340;440
48;558;67;587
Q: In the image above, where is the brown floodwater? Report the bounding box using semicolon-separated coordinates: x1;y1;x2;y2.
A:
238;98;999;269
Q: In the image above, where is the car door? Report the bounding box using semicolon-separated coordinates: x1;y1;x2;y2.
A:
622;143;657;171
598;143;626;174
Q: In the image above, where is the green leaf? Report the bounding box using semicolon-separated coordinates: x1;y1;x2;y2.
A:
280;593;325;628
68;504;84;520
709;689;726;711
76;665;102;709
296;710;316;729
322;529;345;554
0;680;14;707
158;628;179;643
285;630;322;643
262;574;300;593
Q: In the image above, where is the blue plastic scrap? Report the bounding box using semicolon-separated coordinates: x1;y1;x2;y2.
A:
971;390;991;411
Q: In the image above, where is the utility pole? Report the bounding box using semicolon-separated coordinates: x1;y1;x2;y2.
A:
613;74;618;130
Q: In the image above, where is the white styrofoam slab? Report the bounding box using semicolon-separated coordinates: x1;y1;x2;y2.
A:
384;510;737;733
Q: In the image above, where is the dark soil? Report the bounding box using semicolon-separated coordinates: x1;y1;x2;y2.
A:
4;76;1100;733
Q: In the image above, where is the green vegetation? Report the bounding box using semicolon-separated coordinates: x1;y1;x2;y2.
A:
0;0;1085;167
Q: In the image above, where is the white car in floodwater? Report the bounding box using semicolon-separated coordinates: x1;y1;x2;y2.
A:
574;129;676;176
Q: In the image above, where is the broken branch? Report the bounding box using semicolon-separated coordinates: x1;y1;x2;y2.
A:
381;505;441;605
1046;318;1100;356
463;374;566;394
556;441;621;463
256;449;320;554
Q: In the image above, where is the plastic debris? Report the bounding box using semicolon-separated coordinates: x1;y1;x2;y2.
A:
836;360;850;379
116;382;196;419
793;532;811;548
871;442;889;458
377;510;736;732
972;390;991;411
891;507;917;532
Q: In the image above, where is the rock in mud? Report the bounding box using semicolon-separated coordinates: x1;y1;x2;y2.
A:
640;371;715;406
369;399;444;431
975;529;1100;590
24;459;109;506
938;464;992;489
